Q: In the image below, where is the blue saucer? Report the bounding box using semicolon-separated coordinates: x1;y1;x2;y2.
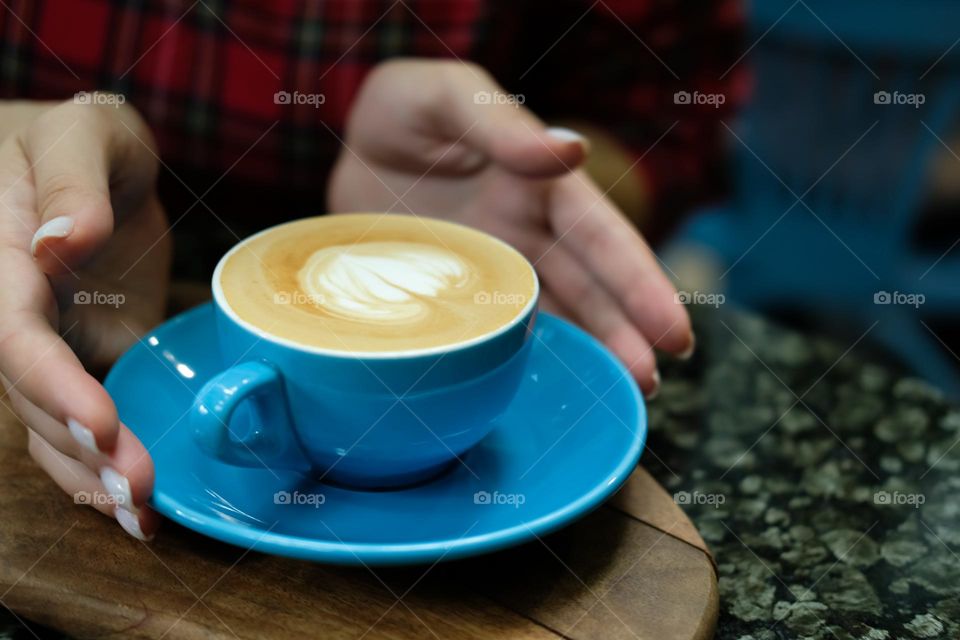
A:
105;303;646;565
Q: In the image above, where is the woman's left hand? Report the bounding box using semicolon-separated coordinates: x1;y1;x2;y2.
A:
328;59;693;397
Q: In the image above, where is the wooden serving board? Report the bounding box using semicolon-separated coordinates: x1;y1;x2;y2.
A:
0;398;717;639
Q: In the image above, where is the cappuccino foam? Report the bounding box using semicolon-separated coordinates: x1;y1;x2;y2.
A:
218;214;537;353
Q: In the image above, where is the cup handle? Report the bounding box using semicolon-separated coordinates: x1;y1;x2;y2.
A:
191;361;311;472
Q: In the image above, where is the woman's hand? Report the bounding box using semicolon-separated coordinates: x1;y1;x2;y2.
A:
329;60;693;397
0;99;170;539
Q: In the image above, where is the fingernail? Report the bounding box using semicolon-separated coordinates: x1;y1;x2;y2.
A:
100;467;136;514
30;216;74;256
67;418;100;455
678;334;696;361
546;126;588;147
115;507;152;541
647;370;661;400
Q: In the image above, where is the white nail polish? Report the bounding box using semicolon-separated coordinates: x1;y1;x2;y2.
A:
116;507;152;541
647;370;661;400
546;126;587;145
30;216;74;256
67;418;100;455
100;467;136;513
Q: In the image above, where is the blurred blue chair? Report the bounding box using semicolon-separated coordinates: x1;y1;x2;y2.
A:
672;0;960;394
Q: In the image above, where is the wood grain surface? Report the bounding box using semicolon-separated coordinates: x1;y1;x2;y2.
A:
0;392;717;639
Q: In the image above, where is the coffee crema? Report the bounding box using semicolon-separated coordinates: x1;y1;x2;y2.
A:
218;214;537;353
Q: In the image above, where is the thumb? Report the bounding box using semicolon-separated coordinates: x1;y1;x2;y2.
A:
440;65;590;177
27;111;115;274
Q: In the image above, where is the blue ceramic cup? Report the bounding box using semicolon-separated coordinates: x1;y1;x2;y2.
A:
191;224;538;489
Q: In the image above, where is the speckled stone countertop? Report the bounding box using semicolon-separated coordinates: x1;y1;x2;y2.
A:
647;307;960;640
3;306;959;639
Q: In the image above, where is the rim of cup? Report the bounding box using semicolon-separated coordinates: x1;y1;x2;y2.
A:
211;215;540;360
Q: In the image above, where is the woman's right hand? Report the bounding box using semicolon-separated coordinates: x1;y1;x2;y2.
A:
0;99;171;540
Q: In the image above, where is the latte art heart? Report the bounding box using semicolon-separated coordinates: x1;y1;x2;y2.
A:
218;214;537;353
298;242;471;323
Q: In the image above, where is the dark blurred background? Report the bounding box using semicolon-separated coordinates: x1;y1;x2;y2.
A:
662;0;960;398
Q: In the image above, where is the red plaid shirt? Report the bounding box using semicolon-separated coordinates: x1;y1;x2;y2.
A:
0;0;744;237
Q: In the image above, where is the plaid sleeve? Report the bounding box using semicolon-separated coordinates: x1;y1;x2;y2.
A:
478;0;747;217
0;0;743;220
0;0;486;201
